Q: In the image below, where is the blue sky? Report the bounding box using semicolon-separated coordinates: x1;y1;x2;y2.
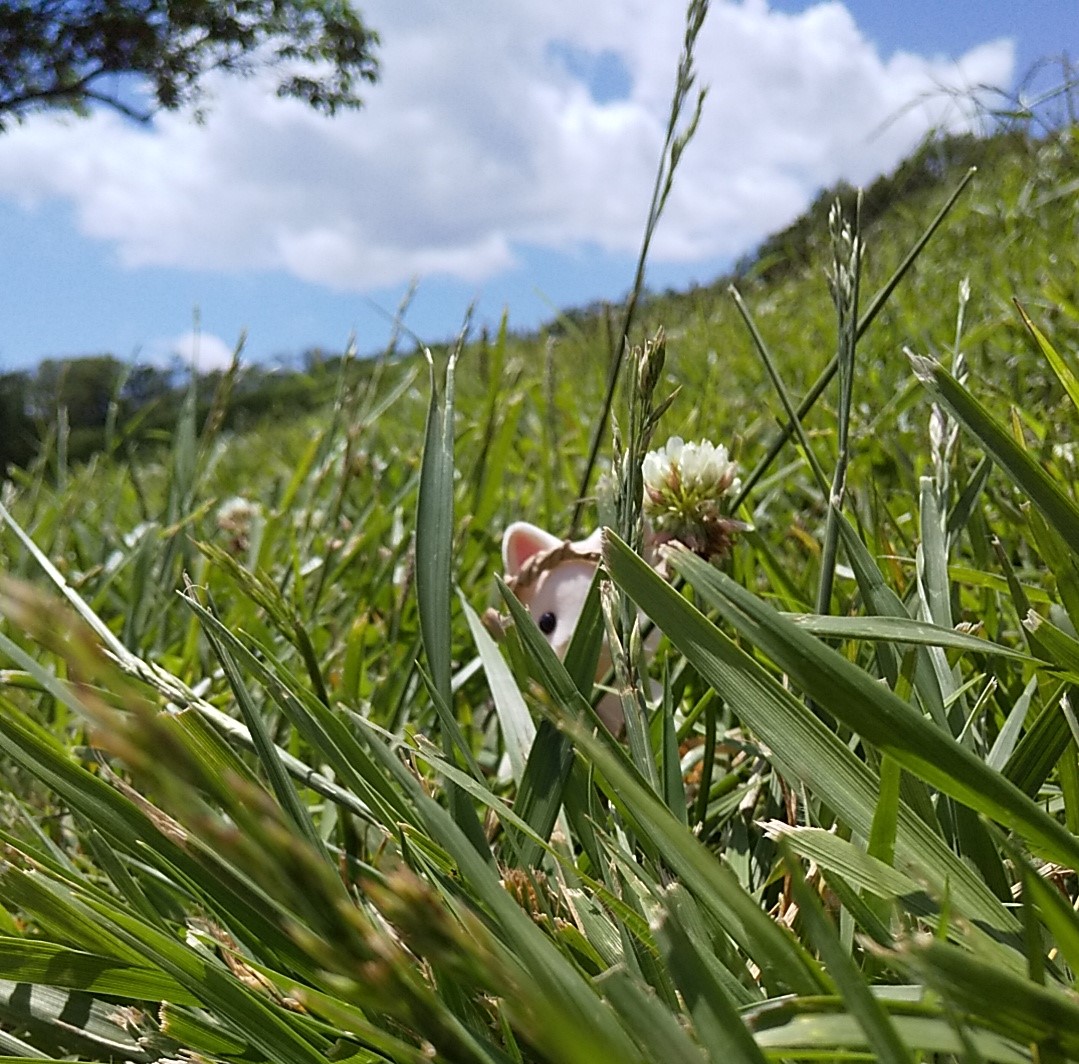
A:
0;1;1073;372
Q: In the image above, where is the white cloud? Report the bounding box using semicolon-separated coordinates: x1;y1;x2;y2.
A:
0;1;1014;291
166;330;238;372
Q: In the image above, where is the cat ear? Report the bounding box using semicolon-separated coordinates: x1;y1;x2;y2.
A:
503;521;563;576
578;527;604;554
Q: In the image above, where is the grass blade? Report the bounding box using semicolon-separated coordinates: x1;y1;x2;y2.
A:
833;512;948;729
733;165;977;508
602;532;1017;931
415;341;488;854
653;885;769;1064
784;612;1038;661
1016;299;1079;416
889;933;1079;1053
500;562;827;994
909;352;1079;559
782;841;914;1064
461;597;534;785
664;543;1079;870
189;586;330;863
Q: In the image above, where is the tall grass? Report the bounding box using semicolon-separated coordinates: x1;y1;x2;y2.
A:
2;12;1079;1061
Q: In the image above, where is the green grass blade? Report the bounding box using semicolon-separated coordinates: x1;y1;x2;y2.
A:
583;731;828;996
653;885;769;1064
890;934;1079;1053
500;563;827;994
0;504;130;661
180;596;412;831
833;512;948;729
0;938;199;1004
868;754;901;867
1008;839;1079;986
1;549;374;834
513;721;578;868
909;353;1079;559
665;543;1079;871
512;568;609;866
915;477;963;736
80;899;333;1064
733;164;976;508
1024;610;1079;676
0;979;147;1059
817;197;862;616
660;668;688;825
195;542;330;705
597;964;709;1064
782;842;914;1064
751;1007;1029;1064
345;727;647;1063
987;678;1038;771
727;285;830;498
1025;505;1079;635
784;612;1037;662
0;699;317;976
415;347;457;700
946;453;993;539
602;532;1017;932
562;566;606;695
764;823;936;919
1016;299;1079;416
461;597;535;785
0;862;156;965
529;712;828;995
416;344;487;853
917;476;953;629
190;590;330;863
571;0;710;530
1003;682;1072;796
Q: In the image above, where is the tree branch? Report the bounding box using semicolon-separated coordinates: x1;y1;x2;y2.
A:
0;1;379;130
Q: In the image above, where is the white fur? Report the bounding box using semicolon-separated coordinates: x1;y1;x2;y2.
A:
503;522;603;658
501;521;622;732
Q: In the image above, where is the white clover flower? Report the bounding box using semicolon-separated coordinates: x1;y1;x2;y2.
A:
217;496;260;529
643;436;741;514
123;521;157;549
217;496;261;551
1053;442;1077;467
642;436;744;560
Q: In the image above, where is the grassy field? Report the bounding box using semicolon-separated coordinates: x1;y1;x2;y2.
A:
1;74;1079;1062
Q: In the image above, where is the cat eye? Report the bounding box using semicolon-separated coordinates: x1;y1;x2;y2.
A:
538;611;557;635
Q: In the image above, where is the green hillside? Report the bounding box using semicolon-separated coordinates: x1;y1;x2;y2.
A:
0;117;1078;1061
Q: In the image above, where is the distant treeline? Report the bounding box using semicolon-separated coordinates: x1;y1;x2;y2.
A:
1;129;1039;474
0;349;355;471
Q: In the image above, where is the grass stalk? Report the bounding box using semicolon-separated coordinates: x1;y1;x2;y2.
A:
571;0;709;533
731;165;977;511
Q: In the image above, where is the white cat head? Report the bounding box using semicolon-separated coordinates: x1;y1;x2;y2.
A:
501;521;604;659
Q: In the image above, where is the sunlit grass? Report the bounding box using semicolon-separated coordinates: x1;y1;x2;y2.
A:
1;40;1079;1064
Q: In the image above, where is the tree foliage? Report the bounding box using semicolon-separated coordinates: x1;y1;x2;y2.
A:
0;0;379;130
0;351;356;471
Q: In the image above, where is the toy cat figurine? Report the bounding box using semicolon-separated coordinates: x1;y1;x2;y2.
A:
497;521;627;733
502;522;604;657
